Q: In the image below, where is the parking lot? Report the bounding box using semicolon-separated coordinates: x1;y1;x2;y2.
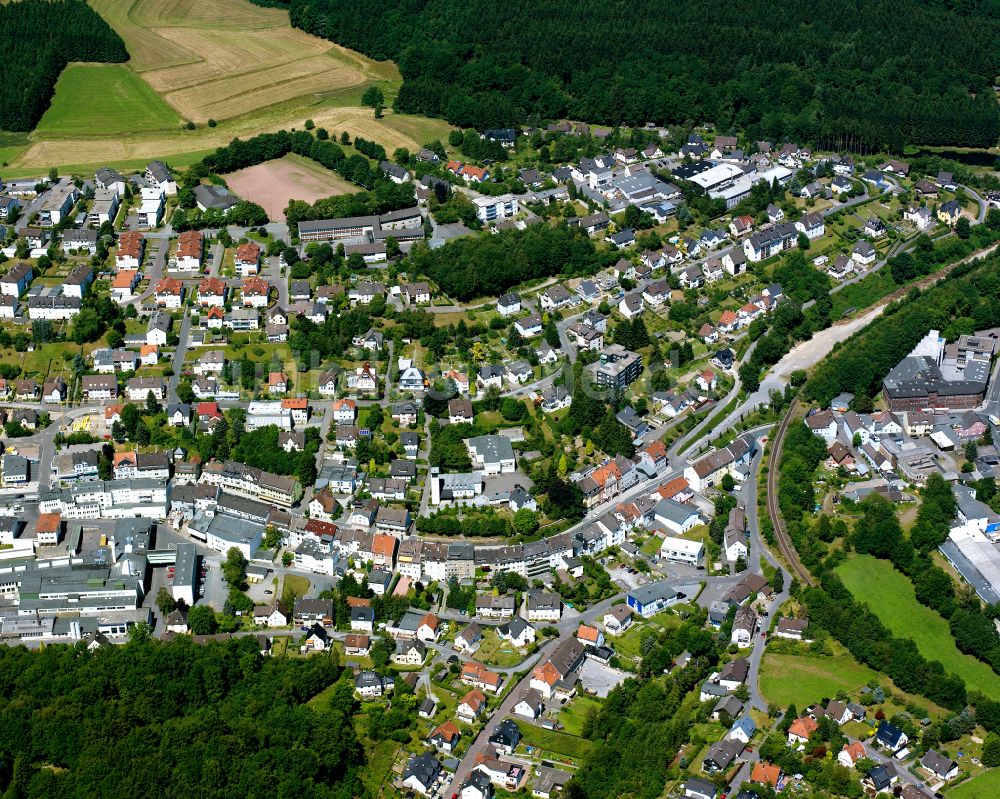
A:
578;657;628;697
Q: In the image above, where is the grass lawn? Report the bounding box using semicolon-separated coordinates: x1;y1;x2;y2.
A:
949;768;1000;799
558;695;602;736
613;614;681;663
836;555;1000;696
475;628;524;668
36;64;181;137
357;731;402;796
281;574;311;608
520;725;595;763
830;268;898;318
691;722;727;741
640;534;662;558
759;652;879;708
271;636;289;657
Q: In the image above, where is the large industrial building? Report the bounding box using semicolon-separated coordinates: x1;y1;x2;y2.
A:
882;330;990;412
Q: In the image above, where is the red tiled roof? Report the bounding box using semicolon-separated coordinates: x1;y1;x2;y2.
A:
235;242;260;262
176;230;203;259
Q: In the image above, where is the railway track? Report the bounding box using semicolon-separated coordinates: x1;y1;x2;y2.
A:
765;399;814;586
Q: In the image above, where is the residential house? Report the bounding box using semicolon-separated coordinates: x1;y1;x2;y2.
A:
497;293;521;316
731;606;757;648
457;689;487;723
920;749;958;782
154;277;184;309
938;199;962;227
174;230;203;272
234;242;261;276
539;285;575;311
626;581;680;618
875;721;908;755
788;716;819;746
852;241;876;266
702;738;742;773
838;741;866;769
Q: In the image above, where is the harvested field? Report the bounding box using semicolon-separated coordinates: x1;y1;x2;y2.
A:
7;1;448;177
87;0;396;122
225;154;357;221
10;106;423;177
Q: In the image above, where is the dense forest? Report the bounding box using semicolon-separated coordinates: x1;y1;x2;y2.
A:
405;223;604;300
276;0;1000;150
0;0;128;131
0;637;366;798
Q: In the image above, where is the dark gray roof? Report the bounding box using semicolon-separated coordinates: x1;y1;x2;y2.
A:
403;752;441;786
193;184;238;210
883;355;987;400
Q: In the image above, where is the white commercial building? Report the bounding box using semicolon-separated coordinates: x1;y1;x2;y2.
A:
37;478;169;520
659;535;705;565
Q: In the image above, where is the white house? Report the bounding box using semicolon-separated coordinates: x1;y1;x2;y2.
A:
497;293;521;316
146;161;177;196
804;410;838;441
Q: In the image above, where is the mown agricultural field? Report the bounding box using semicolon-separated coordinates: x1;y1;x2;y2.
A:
35;63;181;136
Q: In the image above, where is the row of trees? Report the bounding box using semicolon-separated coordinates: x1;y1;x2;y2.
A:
888;215;1000;285
803;572;991;717
287;0;1000;149
851;481;1000;676
189;129;416;226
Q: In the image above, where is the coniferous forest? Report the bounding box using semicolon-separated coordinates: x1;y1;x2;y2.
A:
280;0;1000;150
0;0;128;131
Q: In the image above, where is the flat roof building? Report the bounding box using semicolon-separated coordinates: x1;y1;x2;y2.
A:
172;543;198;606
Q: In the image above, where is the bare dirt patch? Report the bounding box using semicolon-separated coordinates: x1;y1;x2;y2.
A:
225;154;357;221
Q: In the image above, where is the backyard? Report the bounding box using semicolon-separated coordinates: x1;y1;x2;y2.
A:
520;724;596;765
558;695;602;736
475;628;526;668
